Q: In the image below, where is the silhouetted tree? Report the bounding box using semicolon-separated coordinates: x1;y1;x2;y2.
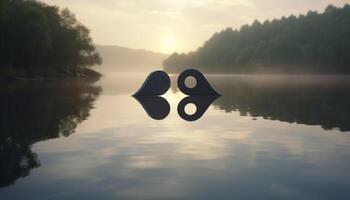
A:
163;4;350;74
0;0;101;78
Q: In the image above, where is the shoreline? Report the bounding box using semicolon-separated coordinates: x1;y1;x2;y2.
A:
0;68;102;83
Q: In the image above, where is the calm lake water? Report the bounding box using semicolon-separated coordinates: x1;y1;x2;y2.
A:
1;74;350;200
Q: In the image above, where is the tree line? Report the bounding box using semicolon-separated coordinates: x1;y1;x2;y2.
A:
163;4;350;74
0;0;101;78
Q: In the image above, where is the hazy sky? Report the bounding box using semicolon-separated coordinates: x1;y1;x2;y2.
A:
42;0;349;53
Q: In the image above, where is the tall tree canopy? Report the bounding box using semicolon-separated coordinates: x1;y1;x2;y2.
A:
163;4;350;74
0;0;101;77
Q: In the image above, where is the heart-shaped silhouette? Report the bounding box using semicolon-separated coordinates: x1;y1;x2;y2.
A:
177;95;219;121
133;96;170;120
177;69;220;96
133;70;170;96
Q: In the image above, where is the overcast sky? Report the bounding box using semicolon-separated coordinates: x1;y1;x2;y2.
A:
42;0;349;53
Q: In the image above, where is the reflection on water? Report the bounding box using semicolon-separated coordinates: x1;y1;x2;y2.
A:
0;82;101;187
135;95;220;121
133;96;170;120
177;95;219;121
1;74;350;200
209;75;350;132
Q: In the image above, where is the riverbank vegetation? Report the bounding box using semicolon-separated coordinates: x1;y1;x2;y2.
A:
0;0;101;80
163;4;350;74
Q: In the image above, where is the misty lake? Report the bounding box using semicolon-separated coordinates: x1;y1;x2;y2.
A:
1;74;350;200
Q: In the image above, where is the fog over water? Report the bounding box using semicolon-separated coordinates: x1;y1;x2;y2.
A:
1;72;350;199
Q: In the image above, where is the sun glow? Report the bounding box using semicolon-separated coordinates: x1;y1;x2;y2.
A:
161;35;177;54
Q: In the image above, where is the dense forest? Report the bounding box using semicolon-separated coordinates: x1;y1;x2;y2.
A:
0;0;101;79
163;5;350;74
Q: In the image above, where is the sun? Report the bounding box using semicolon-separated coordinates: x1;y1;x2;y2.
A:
161;35;177;54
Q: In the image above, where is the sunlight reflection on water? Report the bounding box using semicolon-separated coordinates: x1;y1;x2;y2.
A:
1;74;350;199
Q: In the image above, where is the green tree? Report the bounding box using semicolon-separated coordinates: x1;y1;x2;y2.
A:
0;0;101;78
163;4;350;74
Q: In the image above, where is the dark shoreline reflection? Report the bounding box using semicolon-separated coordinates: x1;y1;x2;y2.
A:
208;75;350;132
0;82;101;188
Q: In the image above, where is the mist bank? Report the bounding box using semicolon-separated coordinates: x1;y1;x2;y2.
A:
95;45;167;73
163;4;350;74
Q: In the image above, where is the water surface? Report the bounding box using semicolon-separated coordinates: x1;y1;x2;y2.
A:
1;74;350;200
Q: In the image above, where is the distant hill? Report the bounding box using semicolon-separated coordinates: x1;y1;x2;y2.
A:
95;45;167;73
163;4;350;74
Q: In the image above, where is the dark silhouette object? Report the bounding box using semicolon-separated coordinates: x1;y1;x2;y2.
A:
133;96;170;120
178;69;221;96
133;71;170;96
134;69;219;120
178;96;219;121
